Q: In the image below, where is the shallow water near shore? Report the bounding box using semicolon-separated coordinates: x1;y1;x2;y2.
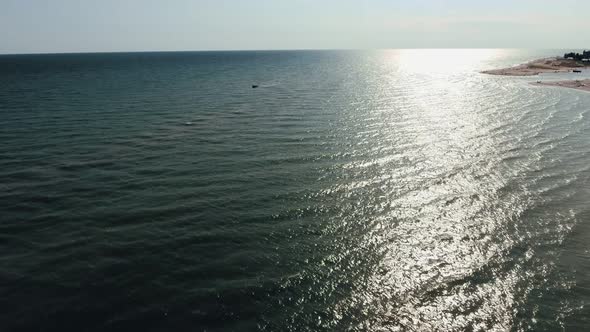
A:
1;49;590;331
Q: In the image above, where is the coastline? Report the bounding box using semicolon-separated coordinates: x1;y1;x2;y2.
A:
483;55;590;93
481;57;586;76
531;79;590;93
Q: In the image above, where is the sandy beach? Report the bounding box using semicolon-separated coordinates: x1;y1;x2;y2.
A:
482;57;586;76
531;79;590;93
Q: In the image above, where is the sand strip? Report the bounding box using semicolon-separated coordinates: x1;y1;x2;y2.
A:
482;57;587;76
530;79;590;93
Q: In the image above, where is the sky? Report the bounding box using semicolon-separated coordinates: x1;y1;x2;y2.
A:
1;0;589;54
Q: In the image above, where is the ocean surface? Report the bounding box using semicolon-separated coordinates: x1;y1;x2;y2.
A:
1;49;590;331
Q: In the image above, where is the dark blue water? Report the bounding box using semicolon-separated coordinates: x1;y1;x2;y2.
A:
1;50;590;331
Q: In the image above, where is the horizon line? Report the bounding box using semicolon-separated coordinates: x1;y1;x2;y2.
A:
1;47;586;57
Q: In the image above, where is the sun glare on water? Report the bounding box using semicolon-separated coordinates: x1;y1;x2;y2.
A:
386;48;504;74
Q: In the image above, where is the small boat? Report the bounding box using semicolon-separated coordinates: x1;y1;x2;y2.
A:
252;85;259;88
573;69;582;73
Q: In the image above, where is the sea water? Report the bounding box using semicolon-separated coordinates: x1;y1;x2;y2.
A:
1;49;589;331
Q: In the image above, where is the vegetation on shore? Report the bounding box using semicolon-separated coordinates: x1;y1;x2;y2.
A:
563;50;590;61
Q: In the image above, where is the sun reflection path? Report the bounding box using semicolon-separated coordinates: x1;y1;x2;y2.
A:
324;50;546;331
386;49;506;75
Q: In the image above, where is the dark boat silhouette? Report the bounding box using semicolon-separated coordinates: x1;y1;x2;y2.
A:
252;85;259;88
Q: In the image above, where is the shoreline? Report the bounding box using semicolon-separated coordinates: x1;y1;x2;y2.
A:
530;79;590;93
482;57;587;76
483;56;590;93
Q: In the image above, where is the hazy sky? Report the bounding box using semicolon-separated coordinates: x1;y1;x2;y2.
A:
1;0;589;53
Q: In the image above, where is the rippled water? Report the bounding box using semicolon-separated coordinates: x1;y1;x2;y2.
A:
1;50;590;331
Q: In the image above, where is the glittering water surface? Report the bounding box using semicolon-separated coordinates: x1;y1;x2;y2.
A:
1;50;590;331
